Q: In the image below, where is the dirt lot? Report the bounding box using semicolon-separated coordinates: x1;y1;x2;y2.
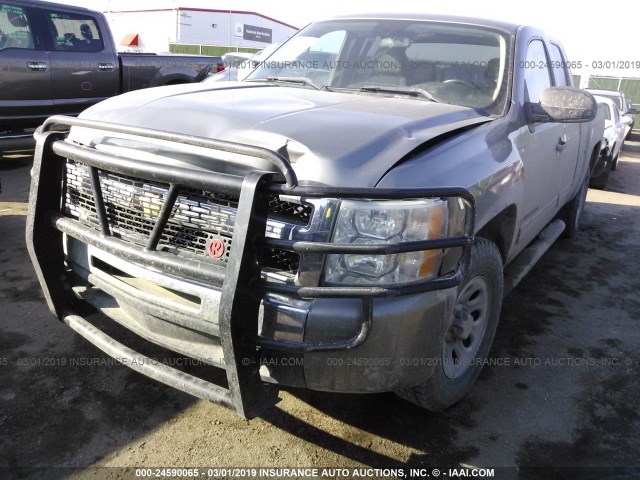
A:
1;138;639;480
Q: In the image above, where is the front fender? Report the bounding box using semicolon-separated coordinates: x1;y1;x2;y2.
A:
376;115;523;239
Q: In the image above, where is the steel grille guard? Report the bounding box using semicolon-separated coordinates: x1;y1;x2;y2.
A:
27;116;476;418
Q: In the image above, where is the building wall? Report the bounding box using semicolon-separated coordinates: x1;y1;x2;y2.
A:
176;9;296;50
105;8;297;54
107;10;177;53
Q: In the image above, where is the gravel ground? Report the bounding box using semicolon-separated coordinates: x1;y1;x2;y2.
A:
1;138;639;480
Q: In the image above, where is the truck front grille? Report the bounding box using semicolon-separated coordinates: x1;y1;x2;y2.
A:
64;160;309;274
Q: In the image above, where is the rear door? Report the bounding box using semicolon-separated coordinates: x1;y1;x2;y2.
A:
0;2;52;126
42;7;119;115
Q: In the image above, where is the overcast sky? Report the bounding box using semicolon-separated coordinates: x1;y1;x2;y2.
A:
54;0;639;77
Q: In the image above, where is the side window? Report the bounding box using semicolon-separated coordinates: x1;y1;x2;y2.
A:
46;10;103;52
613;106;620;123
549;43;570;87
0;4;35;50
524;39;552;103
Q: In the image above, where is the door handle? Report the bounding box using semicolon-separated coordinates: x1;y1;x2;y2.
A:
556;135;568;151
97;62;114;71
27;61;48;71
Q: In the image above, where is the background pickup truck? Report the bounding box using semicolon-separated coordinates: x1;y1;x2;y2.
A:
0;0;222;151
28;13;604;419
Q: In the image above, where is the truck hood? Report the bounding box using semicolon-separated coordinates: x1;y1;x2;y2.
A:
74;82;492;188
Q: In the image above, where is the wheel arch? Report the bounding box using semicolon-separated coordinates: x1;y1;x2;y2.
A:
587;141;602;174
475;204;518;264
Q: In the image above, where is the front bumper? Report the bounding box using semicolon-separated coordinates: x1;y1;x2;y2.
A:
64;235;456;394
27;116;474;418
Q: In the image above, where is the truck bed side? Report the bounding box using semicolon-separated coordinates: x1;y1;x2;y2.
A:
119;53;221;91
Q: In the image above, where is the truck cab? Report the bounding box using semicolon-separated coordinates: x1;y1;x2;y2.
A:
0;1;118;137
0;0;217;151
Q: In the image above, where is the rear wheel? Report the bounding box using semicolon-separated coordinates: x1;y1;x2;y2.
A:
396;238;503;411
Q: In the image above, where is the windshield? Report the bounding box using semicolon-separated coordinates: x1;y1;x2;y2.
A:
247;19;512;115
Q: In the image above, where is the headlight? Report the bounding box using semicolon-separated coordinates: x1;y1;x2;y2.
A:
324;199;448;285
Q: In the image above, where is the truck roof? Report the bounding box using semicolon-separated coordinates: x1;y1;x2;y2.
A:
328;12;520;33
8;0;100;15
587;89;625;97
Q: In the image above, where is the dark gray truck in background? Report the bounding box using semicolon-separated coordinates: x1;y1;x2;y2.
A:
28;14;603;419
0;0;221;151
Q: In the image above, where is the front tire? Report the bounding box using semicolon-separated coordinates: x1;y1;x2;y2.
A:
611;153;619;171
396;238;503;411
589;154;611;190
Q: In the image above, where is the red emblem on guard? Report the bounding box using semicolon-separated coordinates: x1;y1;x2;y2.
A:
208;239;225;259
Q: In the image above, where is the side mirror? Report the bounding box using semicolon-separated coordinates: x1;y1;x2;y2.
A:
527;87;597;124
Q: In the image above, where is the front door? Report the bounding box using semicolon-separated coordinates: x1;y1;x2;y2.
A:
0;3;52;126
42;7;119;115
516;39;564;247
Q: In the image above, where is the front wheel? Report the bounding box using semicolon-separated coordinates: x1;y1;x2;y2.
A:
589;155;611;190
611;153;619;171
396;238;503;411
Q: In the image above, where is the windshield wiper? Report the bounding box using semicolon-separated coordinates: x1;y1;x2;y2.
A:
359;85;440;102
247;76;323;91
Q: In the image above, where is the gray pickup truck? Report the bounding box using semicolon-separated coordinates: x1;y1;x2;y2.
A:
0;0;221;151
28;14;603;418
